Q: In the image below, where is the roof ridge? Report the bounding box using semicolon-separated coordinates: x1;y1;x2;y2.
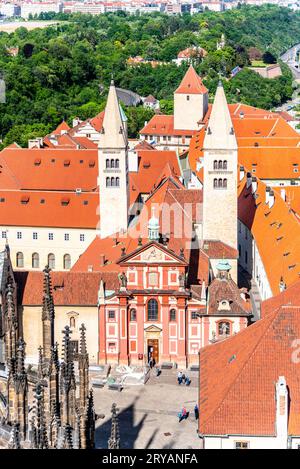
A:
201;309;279;429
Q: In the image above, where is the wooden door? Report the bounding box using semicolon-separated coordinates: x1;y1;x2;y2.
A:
148;339;159;364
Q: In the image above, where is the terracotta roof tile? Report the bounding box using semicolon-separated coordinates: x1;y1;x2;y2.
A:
199;305;300;436
15;271;118;305
238;174;300;294
175;65;208;95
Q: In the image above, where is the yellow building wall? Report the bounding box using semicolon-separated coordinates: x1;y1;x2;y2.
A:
21;305;99;364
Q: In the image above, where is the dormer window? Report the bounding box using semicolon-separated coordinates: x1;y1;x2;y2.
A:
218;321;230;336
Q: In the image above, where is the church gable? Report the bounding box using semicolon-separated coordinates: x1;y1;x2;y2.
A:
118;242;187;266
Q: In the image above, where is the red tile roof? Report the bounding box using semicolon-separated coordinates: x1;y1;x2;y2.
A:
175;65;208;95
199;305;300;436
238;174;300;295
201;240;239;259
0;148;98;192
15;270;118;306
72;177;206;285
0;190;99;228
140;115;197;136
207;277;251;315
261;279;300;317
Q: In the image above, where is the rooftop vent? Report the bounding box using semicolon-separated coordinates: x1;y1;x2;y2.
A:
34;158;41;166
21;196;29;204
61;197;70;206
64;159;70;167
143;161;151;169
89;160;95;167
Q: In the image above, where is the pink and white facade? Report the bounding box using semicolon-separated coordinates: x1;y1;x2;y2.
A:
97;241;250;367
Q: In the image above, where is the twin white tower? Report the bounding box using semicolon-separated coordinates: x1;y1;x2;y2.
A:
98;71;237;258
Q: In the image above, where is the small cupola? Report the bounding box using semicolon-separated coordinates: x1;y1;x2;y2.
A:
216;259;232;279
148;207;160;241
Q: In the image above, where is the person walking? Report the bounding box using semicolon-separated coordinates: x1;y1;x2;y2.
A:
194;404;199;420
178;406;187;422
185;375;191;386
177;371;183;385
149;356;154;369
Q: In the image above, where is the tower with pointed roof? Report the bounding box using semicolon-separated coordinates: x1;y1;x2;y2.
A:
98;80;129;238
174;65;208;131
202;82;238;277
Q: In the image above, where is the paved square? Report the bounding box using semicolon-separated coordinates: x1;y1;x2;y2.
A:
93;369;200;449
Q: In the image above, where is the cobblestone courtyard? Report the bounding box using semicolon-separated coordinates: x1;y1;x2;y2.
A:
93;369;200;449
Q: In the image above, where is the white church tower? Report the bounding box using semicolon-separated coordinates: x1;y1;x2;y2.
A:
174;65;208;131
202;82;238;251
98;80;129;238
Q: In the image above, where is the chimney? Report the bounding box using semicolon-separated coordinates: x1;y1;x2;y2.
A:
246;172;252;189
280;188;286;202
99;254;106;266
239;165;245;181
265;186;271;204
251;176;257;194
269;190;275;208
275;376;288;441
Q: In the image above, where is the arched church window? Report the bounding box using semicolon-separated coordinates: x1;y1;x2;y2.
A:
32;252;39;269
63;254;71;270
110;159;115;168
213;178;218;188
106;177;111;187
223;178;227;189
218;321;230;336
48;253;55;269
111;177;115;187
147;299;158;321
223;160;227;170
115;159;119;169
106;159;110;169
130;308;137;322
218;178;223;188
218;160;223;169
169;309;176;321
213;160;218;170
70;316;76;328
16;252;24;268
116;177;120;187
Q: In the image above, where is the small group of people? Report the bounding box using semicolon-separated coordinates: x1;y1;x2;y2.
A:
178;404;199;423
177;371;191;386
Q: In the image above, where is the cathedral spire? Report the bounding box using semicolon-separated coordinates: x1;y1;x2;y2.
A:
108;403;120;449
99;81;127;148
42;266;55;360
30;383;49;449
204;82;237;150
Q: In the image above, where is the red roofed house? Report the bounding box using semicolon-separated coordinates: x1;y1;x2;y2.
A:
140;65;208;155
199;303;300;448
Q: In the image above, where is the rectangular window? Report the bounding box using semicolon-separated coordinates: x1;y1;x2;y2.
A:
64;233;70;241
191;312;199;320
245;250;248;264
1;231;6;239
108;310;115;320
80;234;85;242
17;232;22;239
48;233;54;241
33;232;38;240
235;441;249;449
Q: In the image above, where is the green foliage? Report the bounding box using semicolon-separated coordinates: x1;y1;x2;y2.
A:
0;5;299;145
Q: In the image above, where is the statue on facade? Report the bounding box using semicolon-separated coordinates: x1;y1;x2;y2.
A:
118;272;127;290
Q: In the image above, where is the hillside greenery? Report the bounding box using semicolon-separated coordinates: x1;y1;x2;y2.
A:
0;5;298;146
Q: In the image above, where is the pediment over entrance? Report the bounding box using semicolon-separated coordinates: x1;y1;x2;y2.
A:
117;241;188;266
144;324;162;333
